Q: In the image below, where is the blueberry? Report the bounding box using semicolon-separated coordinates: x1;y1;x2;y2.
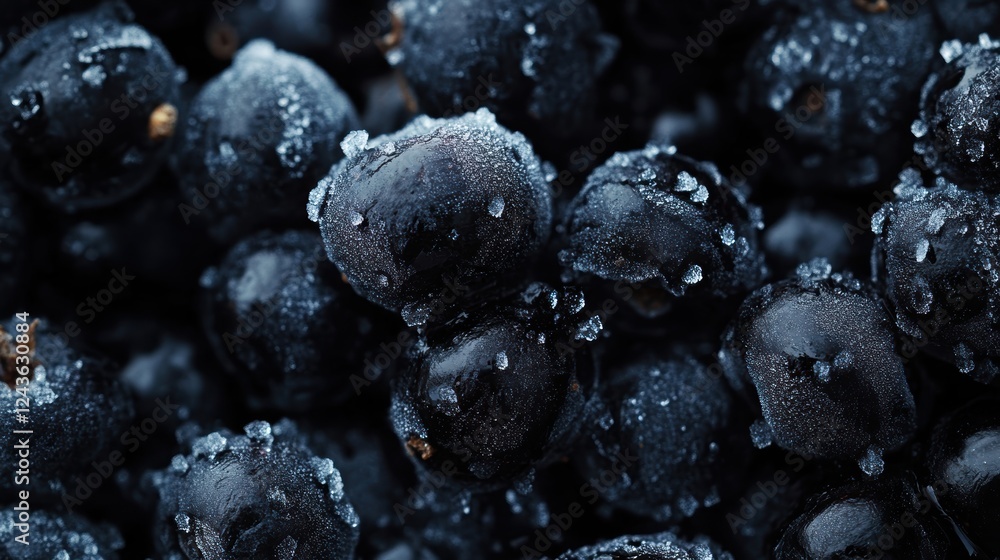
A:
914;36;1000;192
391;283;600;490
925;397;1000;556
871;173;1000;383
741;0;940;189
308;109;553;319
774;475;954;559
574;349;750;521
560;144;766;319
721;259;917;475
763;204;861;278
152;420;360;559
174;40;358;244
556;531;733;560
204;0;334;62
0;508;123;559
0;317;134;502
384;0;618;140
0;2;182;211
200;230;395;413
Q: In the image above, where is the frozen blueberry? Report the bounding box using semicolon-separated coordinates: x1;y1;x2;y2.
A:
308;109;553;319
0;508;123;559
871;173;1000;383
200;230;394;413
0;181;29;314
763;204;860;278
205;0;334;61
152;420;360;559
384;0;618;139
391;283;600;491
557;531;733;560
741;0;939;189
560;144;766;319
0;317;134;502
0;2;182;211
926;398;1000;556
721;260;917;475
174;40;358;243
574;349;749;521
914;36;1000;192
774;475;954;559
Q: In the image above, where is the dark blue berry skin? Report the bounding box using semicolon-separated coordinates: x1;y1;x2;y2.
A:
926;398;1000;557
152;421;360;560
774;475;955;559
0;508;123;559
931;0;1000;43
0;317;134;503
391;283;600;491
384;0;618;140
741;0;940;190
871;175;1000;383
721;261;917;474
0;181;29;315
914;38;1000;192
574;349;750;522
0;0;100;56
174;40;358;244
200;230;396;413
0;2;182;212
560;144;766;322
556;531;733;560
309;109;553;319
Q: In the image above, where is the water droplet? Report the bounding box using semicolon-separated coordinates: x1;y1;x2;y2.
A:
720;224;735;246
340;130;369;159
859;446;884;477
488;195;505;218
349;211;365;227
682;264;703;284
175;513;191;533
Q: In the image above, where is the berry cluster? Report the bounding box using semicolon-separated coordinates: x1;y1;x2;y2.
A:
1;1;999;559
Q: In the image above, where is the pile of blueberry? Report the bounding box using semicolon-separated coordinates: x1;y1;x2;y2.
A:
1;0;999;558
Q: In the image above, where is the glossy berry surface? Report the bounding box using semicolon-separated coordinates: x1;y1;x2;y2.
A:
557;532;733;560
914;37;1000;192
871;173;1000;383
385;0;618;139
721;261;917;474
309;109;553;318
200;230;392;412
575;349;749;521
0;317;134;501
152;420;360;560
175;40;358;243
741;0;939;189
561;144;766;318
0;2;181;211
774;475;954;559
926;398;1000;556
391;283;600;490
